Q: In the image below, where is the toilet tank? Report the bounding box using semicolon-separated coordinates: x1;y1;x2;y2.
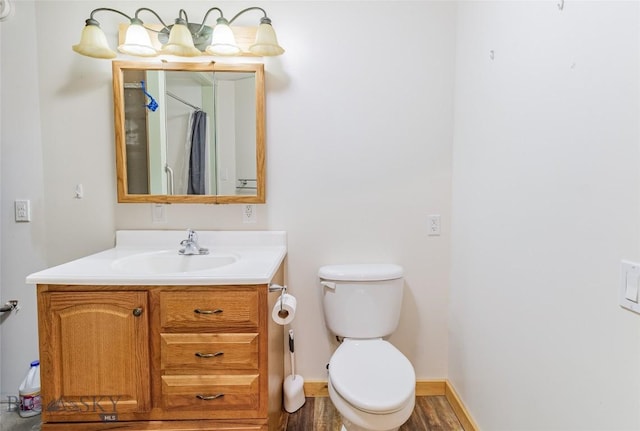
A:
319;264;404;339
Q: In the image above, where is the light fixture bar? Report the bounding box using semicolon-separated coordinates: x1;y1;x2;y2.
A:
73;6;284;60
118;24;261;57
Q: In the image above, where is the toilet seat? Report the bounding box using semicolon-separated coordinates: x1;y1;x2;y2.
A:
329;339;415;414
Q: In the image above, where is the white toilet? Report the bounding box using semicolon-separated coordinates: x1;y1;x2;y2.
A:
319;264;416;431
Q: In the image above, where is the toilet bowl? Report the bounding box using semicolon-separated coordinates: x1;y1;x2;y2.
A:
319;264;416;431
328;339;415;431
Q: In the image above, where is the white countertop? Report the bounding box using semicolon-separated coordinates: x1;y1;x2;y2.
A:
26;230;287;286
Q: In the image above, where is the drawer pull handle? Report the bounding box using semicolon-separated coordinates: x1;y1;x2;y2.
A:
132;307;143;317
196;393;224;401
194;308;223;315
195;351;224;358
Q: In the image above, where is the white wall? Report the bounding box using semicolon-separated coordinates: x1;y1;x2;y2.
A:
449;1;640;430
113;1;457;381
0;0;47;399
4;1;639;429
0;0;3;396
0;0;456;397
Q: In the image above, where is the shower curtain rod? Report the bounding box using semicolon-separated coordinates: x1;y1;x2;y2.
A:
124;83;202;111
166;91;201;111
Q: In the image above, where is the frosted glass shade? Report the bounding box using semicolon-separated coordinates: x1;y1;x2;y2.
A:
249;22;284;56
206;20;240;56
118;23;157;57
72;23;117;59
160;23;201;56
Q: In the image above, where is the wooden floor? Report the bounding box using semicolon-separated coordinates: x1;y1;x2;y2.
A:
284;396;464;431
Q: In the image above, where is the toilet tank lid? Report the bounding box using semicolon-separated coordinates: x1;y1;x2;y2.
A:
318;264;403;281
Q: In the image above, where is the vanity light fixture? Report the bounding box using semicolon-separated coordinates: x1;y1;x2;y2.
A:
72;7;285;59
0;0;12;22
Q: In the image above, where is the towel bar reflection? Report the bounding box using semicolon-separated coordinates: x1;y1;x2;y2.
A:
165;164;174;195
237;179;257;190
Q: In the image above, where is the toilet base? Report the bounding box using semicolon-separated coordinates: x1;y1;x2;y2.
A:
328;378;413;431
339;417;399;431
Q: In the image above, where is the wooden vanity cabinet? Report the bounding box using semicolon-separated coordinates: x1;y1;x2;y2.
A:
36;281;285;431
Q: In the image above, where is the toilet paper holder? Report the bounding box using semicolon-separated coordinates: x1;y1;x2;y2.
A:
269;283;290;319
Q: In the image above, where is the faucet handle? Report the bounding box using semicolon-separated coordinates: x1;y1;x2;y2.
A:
179;229;208;255
187;229;199;242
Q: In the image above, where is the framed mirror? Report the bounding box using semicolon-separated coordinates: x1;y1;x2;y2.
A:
112;61;265;203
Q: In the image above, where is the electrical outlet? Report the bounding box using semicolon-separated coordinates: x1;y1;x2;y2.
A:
151;204;167;223
242;204;257;224
427;214;441;236
15;199;31;222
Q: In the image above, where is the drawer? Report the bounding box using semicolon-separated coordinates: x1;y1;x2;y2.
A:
40;421;267;431
161;374;259;413
161;333;259;371
160;290;259;330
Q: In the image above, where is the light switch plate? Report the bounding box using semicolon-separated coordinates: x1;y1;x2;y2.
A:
620;260;640;314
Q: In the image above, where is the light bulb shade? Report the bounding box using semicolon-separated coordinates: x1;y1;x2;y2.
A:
72;23;117;59
249;22;284;56
160;23;201;56
206;20;240;56
118;23;157;57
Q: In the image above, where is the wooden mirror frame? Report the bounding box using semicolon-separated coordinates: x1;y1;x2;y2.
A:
112;61;265;204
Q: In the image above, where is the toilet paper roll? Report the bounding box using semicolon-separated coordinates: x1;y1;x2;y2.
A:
272;293;297;325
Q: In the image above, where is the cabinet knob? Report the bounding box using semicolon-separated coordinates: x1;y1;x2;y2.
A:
196;393;224;401
132;307;143;317
194;308;223;315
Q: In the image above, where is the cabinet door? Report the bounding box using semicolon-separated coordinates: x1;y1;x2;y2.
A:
39;291;150;421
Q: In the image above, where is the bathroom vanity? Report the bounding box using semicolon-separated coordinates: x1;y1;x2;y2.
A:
27;231;287;431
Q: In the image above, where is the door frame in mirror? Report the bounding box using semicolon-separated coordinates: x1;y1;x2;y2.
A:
112;61;265;204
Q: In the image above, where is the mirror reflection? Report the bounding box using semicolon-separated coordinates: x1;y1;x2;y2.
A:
113;61;265;204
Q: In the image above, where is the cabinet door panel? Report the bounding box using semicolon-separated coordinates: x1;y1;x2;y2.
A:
40;291;150;420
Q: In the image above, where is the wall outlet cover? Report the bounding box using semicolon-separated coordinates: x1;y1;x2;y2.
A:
151;204;167;223
243;205;257;224
15;199;31;222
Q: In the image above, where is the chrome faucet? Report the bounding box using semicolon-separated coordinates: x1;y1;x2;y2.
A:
179;229;209;255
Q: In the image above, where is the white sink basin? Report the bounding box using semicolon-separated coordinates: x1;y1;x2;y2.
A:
111;250;238;275
26;230;287;285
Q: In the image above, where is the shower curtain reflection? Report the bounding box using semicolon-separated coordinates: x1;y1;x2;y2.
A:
187;110;208;195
